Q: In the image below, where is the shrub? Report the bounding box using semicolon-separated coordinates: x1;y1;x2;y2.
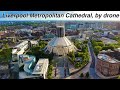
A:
75;62;81;68
85;72;90;78
117;75;120;79
47;64;53;79
80;73;84;78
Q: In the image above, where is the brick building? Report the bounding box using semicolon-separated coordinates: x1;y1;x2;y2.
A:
96;54;120;76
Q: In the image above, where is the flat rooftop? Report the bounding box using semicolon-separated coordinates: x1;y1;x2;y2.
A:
30;40;38;45
32;58;49;75
98;54;120;63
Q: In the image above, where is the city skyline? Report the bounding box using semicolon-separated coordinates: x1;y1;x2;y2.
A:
0;11;120;21
0;21;120;79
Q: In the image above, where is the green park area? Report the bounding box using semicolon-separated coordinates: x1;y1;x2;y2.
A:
0;26;6;31
47;64;53;79
26;40;53;61
91;36;120;56
0;43;12;63
68;40;90;69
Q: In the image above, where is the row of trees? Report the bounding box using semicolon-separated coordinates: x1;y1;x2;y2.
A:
113;36;120;47
26;40;53;62
91;39;120;55
0;43;12;63
80;72;90;79
47;63;53;79
91;40;103;55
113;36;120;41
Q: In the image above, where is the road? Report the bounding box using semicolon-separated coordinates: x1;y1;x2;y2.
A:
88;40;100;79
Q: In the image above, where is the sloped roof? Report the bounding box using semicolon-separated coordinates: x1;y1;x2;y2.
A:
48;37;74;47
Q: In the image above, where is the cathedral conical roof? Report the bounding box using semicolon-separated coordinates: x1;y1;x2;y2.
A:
44;22;77;56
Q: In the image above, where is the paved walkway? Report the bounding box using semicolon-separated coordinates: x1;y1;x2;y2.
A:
53;67;65;79
52;48;92;79
52;56;69;79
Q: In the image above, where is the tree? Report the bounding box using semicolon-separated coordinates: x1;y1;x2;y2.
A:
81;44;87;52
85;72;90;78
68;51;75;60
80;73;84;78
117;75;120;79
74;40;81;49
0;26;6;31
91;40;98;47
83;40;88;44
94;46;102;55
70;51;75;62
94;30;99;33
0;48;12;63
102;45;114;50
77;52;83;57
113;36;120;41
47;64;53;79
75;62;81;68
4;43;9;49
97;42;104;47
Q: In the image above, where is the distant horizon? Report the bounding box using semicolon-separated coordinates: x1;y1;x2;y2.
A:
1;11;120;21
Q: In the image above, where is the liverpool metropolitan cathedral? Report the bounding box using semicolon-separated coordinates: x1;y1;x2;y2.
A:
44;23;77;56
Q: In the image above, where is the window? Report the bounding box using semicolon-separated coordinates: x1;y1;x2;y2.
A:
40;74;43;77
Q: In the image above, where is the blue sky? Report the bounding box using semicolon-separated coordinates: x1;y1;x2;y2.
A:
0;11;68;21
0;11;118;21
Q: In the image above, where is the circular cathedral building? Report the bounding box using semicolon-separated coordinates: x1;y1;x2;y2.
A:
44;23;77;56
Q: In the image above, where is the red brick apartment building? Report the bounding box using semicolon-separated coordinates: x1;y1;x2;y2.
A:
96;54;120;76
